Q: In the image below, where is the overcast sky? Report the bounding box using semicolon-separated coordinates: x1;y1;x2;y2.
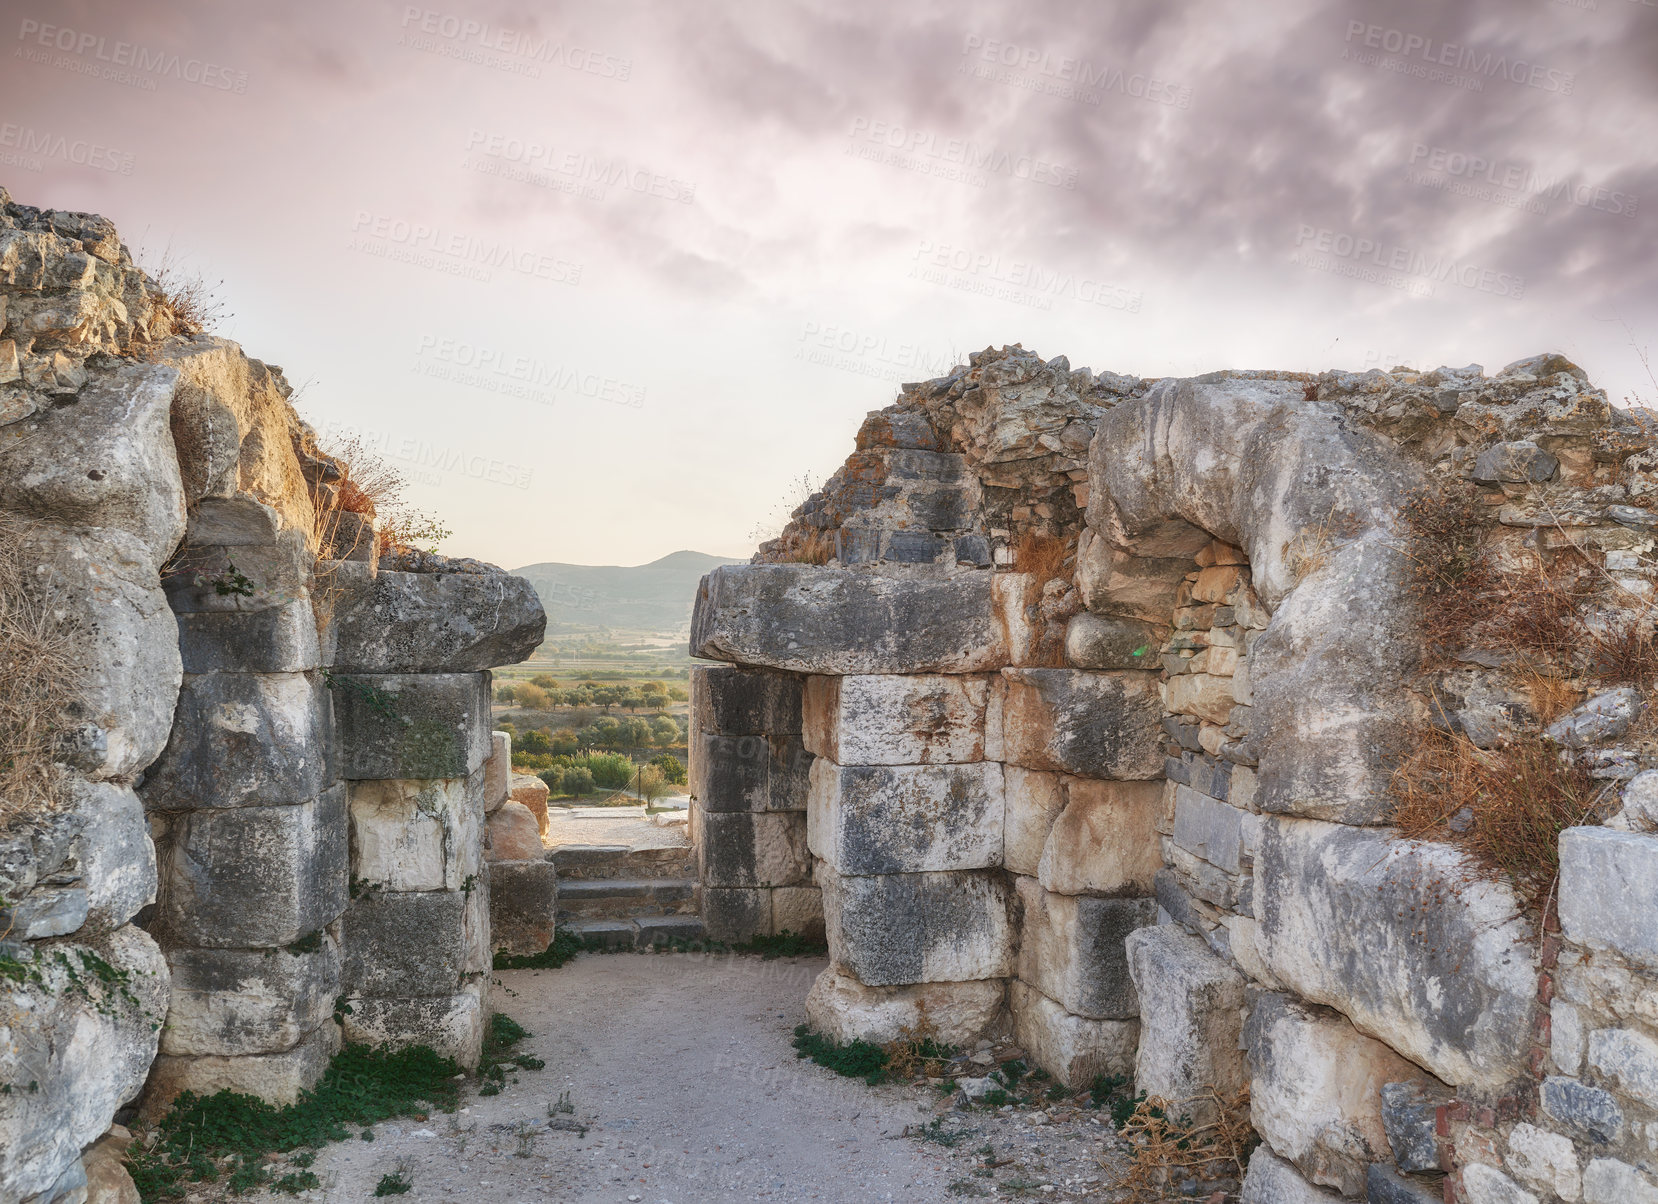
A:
3;0;1655;568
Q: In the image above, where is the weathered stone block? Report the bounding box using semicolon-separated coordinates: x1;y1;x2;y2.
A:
145;1021;340;1114
1586;1026;1658;1110
805;966;1003;1047
508;774;549;833
340;888;467;997
772;885;824;939
993;669;1163;779
159;786;348;947
691;664;804;735
1063;612;1165;670
700;886;770;942
1124;925;1248;1117
1015;878;1156;1020
342;983;486;1069
484;731;511;811
1504;1122;1581;1202
328;569;545;672
820;864;1012;986
1004;767;1065;878
1075;530;1192;621
698;809;810;887
1010;980;1137;1089
1036;779;1163;896
1166;672;1237;725
690;731;812;813
691;564;1028;674
160;937;341;1057
1171;786;1248;875
1540;1076;1623;1145
486;801;544;862
489;859;558;956
0;927;167;1203
70;779;156;933
1240;1145;1344;1202
141;671;330;809
176;599;320;674
1461;1164;1539;1204
1582;1158;1658;1204
1255;817;1535;1089
1380;1080;1453;1175
1366;1164;1444;1204
807;760;1003;874
161;529;312;614
1244;992;1422;1197
803;674;992;765
331;672;491;780
348;772;482;892
1559;826;1658;971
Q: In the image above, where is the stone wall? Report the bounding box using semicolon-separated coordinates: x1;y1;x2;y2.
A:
692;343;1658;1201
0;189;545;1201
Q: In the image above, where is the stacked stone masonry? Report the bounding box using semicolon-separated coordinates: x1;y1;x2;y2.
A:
694;343;1658;1201
0;190;545;1202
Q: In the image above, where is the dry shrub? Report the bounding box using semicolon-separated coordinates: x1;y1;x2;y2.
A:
142;250;230;337
1108;1086;1257;1203
1015;530;1068;584
1391;727;1611;911
778;528;835;566
315;434;450;560
1586;613;1658;692
0;517;80;823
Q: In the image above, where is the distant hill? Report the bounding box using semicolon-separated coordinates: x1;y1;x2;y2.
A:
511;550;745;633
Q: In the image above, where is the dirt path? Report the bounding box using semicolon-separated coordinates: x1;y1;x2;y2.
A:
252;951;1131;1203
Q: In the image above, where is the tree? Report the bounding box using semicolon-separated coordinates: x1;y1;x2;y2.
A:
495;683;518;704
515;683;551;711
650;753;687;785
530;673;559;690
549;730;578;756
640;682;669;712
638;766;670;806
517;729;552;756
621;717;653;748
648;715;680;747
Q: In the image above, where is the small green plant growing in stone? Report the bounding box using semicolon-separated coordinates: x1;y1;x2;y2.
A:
373;1159;415;1196
322;670;400;720
285;930;323;955
514;1119;538;1158
729;929;827;959
207;561;257;597
790;1025;952;1087
475;1013;544;1096
493;928;589;970
549;1090;575;1116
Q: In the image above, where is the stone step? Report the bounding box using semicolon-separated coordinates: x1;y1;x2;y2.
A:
549;843;696;881
556;878;699;920
563;915;708;951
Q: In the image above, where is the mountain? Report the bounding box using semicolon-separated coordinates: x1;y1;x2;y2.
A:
511;550;745;633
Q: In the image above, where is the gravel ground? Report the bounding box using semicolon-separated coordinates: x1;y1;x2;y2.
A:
543;806;689;852
228;950;1135;1203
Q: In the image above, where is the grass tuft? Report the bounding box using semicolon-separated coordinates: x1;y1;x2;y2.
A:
790;1024;953;1087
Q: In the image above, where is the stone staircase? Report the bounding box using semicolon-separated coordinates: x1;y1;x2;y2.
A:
550;843;705;949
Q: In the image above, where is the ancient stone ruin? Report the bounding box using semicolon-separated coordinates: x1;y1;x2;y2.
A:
690;344;1658;1201
0;189;545;1203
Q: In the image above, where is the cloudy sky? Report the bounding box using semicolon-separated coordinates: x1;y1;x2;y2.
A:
3;0;1655;568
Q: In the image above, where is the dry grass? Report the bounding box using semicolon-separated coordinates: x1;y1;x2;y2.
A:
1107;1086;1257;1203
0;516;80;824
314;434;450;561
776;528;835;566
1014;530;1068;583
141;249;230;338
1391;726;1612;912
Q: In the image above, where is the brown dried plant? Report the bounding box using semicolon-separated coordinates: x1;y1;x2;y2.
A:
140;248;230;338
1107;1086;1257;1203
0;516;81;823
778;528;835;566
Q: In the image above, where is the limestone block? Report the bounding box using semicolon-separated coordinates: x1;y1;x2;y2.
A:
1124;925;1248;1116
1166;673;1237;725
1239;1147;1343;1203
487;802;543;862
1380;1079;1452;1174
1243;992;1422;1197
1503;1122;1581;1202
70;779;156;933
807;760;1003;874
462;868;490;975
820;863;1012;986
489;859;558;956
805;966;1004;1046
484;730;512;811
160;529;312;614
185;496;282;546
1004;767;1065;878
803;674;992;765
1063;612;1165;670
698;809;810;887
0;927;167;1204
175;599;320;674
1540;1076;1624;1145
342;982;487;1069
1255;817;1536;1088
993;669;1163;779
1009;980;1137;1089
327;569;545;672
700;886;770;942
145;1021;340;1114
159;787;348;948
1366;1165;1444;1204
691;664;804;735
1171;786;1248;875
81;1127;140;1204
690;731;812;813
159;937;341;1057
140;671;330;809
331;672;492;780
1075;530;1192;621
348;773;481;892
1462;1164;1541;1204
1016;877;1156;1019
1586;1027;1658;1110
1036;778;1163;896
508;774;550;833
1559;826;1658;970
340;888;466;997
1582;1158;1658;1204
691;563;1025;674
772;885;824;939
